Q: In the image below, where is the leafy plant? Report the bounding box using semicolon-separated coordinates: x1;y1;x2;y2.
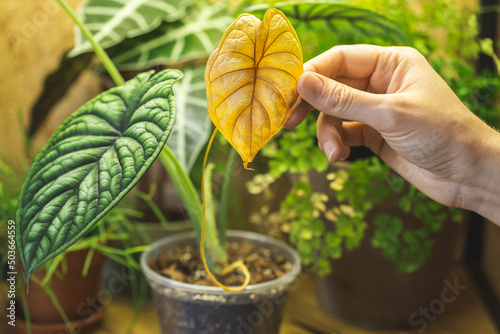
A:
17;0;246;290
109;1;233;70
251;157;462;276
69;0;189;57
168;66;212;172
16;68;182;283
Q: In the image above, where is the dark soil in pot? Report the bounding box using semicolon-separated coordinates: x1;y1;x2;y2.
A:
141;230;301;334
148;239;293;286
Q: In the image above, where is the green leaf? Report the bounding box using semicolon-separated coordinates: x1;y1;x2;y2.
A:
16;69;183;284
70;0;189;57
245;1;409;44
109;1;233;70
399;196;411;213
167;67;211;172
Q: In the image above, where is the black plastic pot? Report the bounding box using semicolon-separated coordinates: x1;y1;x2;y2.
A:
140;230;301;334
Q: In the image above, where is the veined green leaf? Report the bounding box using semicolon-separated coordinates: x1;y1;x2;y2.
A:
16;69;183;284
69;0;190;57
110;1;233;70
168;66;211;172
245;1;409;44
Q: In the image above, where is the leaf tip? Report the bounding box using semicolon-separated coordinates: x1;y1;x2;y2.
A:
243;162;254;171
23;269;32;292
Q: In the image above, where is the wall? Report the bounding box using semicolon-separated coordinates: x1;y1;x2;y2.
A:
0;0;85;162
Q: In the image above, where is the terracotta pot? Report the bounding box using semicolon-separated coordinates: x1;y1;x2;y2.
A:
17;247;106;332
14;307;105;334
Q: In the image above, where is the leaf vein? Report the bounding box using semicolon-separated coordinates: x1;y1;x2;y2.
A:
210;67;254;83
214;81;253;110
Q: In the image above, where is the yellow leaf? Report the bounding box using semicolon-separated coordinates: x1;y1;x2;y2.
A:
325;210;338;222
205;8;303;169
314;201;326;212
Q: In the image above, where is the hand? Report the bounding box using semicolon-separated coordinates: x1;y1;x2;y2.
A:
285;45;500;223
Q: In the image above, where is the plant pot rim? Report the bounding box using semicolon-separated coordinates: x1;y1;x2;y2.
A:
140;229;301;295
14;305;105;334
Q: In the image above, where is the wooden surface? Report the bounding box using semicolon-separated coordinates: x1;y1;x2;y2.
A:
1;265;497;334
279;266;497;334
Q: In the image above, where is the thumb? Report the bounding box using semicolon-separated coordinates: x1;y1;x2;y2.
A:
297;72;385;126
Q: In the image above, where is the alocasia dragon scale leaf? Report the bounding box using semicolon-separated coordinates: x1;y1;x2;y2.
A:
205;8;303;169
16;69;183;285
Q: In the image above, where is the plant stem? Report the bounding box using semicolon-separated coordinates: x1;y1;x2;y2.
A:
55;0;125;86
203;162;228;265
82;247;95;277
160;146;202;240
17;279;31;334
132;188;170;229
32;276;77;334
218;148;237;245
160;146;227;267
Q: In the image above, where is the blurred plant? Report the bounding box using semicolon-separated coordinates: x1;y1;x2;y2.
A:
250;156;462;276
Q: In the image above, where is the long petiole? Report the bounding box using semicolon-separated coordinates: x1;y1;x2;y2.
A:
55;0;125;86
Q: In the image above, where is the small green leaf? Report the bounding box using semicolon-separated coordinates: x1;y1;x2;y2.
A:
399;196;411;213
16;69;183;285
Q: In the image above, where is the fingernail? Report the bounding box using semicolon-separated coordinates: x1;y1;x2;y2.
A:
300;73;324;101
284;114;297;129
323;141;335;162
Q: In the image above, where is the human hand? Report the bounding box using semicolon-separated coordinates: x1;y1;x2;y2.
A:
285;45;500;221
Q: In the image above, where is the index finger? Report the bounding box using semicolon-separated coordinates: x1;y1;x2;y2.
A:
305;44;383;77
285;45;397;129
305;44;399;93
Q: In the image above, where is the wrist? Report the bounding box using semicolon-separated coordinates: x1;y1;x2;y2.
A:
460;123;500;225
